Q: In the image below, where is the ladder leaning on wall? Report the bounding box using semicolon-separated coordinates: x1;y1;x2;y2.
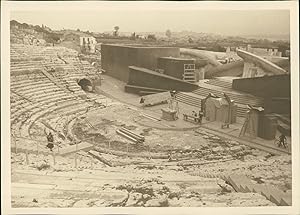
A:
183;64;196;83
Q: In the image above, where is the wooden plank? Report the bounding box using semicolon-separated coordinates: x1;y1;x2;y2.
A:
142;91;171;107
88;150;113;167
120;128;145;141
140;113;162;121
59;142;94;156
116;130;139;143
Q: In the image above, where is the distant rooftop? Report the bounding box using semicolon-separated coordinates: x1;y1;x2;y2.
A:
159;56;195;61
102;43;179;49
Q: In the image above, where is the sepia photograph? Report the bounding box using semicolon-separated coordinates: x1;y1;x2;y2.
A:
1;1;299;214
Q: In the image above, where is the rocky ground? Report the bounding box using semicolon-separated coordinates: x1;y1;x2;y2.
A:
11;152;276;207
10;94;292;208
72;103;292;193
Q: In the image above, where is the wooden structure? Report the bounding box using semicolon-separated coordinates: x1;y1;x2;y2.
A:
141;91;171;107
240;105;278;140
203;93;237;124
183;64;196;83
183;114;200;124
161;108;177;121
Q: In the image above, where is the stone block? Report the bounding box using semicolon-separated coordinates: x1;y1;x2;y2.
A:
227;176;240;192
229;174;252;192
240;184;252;193
268;187;286;206
280;194;292;206
250;184;264;193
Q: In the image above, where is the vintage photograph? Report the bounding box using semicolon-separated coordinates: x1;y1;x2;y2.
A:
1;1;299;214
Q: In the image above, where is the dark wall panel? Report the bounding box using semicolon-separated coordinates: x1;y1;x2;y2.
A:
101;45;137;82
127;66;199;92
232;74;290;98
157;57;195;79
264;98;291;114
101;44;180;82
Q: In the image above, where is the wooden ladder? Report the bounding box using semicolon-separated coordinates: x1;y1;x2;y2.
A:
183;64;196;83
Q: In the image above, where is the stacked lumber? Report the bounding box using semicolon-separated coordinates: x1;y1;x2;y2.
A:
116;128;145;144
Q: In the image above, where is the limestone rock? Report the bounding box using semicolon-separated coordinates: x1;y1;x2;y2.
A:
144;198;161;207
211;136;221;141
142;194;151;201
144;196;168;207
228;140;240;145
185;183;221;194
125;192;143;206
230;146;243;153
168;197;203;207
212;146;224;153
72;199;91;207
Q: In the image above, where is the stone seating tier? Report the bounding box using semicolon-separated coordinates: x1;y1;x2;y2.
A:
205;79;233;89
11;96;78;124
11;83;57;93
11;95;76;123
10;44;97;148
18;100;89;138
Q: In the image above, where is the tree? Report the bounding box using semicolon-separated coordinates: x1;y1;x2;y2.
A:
147;34;156;41
113;26;120;37
166;29;171;39
130;32;136;40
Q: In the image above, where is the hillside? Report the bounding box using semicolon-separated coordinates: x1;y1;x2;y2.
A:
10;20;62;45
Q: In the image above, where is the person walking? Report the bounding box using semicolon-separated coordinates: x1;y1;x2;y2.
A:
278;133;287;148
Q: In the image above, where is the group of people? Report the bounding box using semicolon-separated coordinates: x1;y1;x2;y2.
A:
278;133;288;148
192;110;204;124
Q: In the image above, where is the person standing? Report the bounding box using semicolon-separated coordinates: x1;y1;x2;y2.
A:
45;129;54;151
198;110;204;124
192;111;198;122
140;97;145;108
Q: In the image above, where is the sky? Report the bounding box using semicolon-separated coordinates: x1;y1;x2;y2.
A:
11;9;290;36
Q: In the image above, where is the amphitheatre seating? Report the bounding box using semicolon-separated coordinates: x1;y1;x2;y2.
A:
10;44;97;80
175;91;249;118
175;92;202;109
205;79;233;89
10;44;101;153
11;75;90;135
11;61;43;73
193;87;264;107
